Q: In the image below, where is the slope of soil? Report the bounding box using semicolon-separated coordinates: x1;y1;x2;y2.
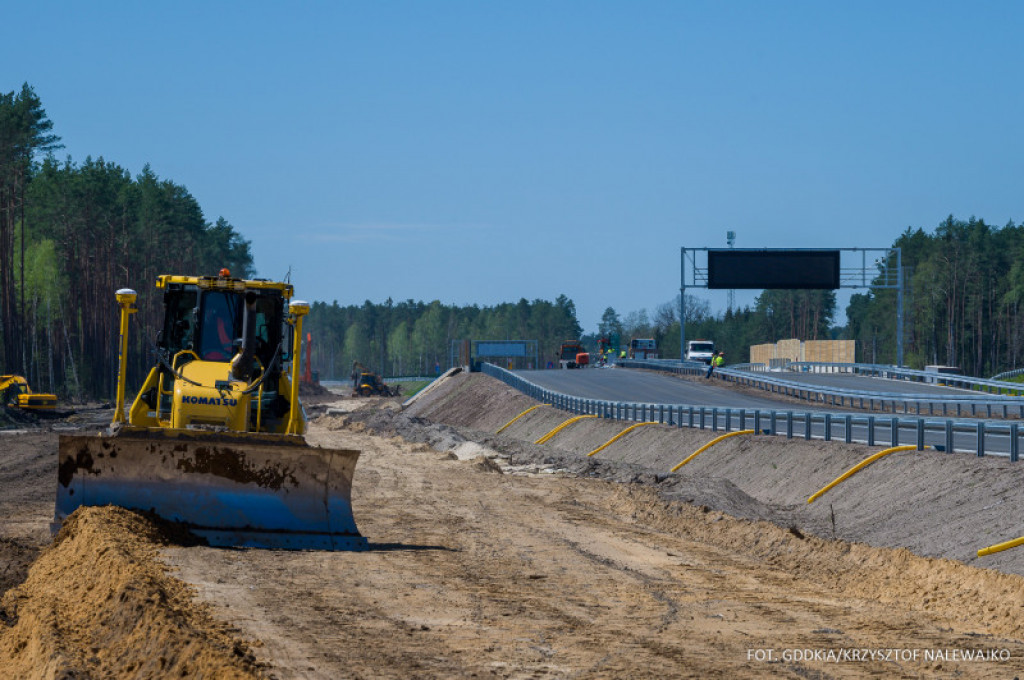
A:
402;371;1024;576
0;506;262;679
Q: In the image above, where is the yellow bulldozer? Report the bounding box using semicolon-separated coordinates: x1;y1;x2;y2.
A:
53;271;367;550
0;374;57;413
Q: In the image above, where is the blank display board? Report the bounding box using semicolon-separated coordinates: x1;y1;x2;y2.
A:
707;249;840;289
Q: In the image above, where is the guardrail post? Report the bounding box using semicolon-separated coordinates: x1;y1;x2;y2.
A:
977;422;985;457
786;412;794;439
699;407;706;430
1012;423;1019;462
659;405;665;424
916;418;924;450
891;418;899;447
725;408;732;432
804;413;812;440
769;410;776;436
845;415;852;443
754;410;761;434
867;415;875;446
688;406;694;428
824;413;832;442
945;420;953;454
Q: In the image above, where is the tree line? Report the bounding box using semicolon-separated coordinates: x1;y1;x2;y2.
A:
847;216;1024;377
0;84;254;401
305;296;583;379
311;216;1024;380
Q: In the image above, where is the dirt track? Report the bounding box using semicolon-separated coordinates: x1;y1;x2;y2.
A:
5;373;1024;677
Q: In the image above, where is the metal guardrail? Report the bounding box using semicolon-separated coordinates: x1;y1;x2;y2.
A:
481;362;1024;460
743;360;1024;396
991;367;1024;382
620;359;1024;419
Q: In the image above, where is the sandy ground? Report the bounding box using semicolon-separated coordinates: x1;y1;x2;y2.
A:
4;374;1024;677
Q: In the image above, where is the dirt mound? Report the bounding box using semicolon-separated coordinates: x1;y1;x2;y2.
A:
0;506;262;679
298;381;333;398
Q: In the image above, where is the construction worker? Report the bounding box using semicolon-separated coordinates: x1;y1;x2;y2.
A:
705;351;722;378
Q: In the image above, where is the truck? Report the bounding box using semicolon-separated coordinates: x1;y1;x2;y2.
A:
685;340;715;364
559;341;587;369
628;338;658;360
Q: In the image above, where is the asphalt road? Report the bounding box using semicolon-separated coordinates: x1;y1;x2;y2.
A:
758;370;976;396
517;367;802;410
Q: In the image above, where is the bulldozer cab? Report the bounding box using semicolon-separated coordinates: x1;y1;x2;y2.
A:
161;284;286;376
138;278;294;432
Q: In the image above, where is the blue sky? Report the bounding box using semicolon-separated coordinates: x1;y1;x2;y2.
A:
4;1;1022;333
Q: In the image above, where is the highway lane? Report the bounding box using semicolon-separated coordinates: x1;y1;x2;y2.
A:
517;367;810;410
756;371;976;396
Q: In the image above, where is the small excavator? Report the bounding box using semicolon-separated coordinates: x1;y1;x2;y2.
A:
53;270;367;550
0;374;57;413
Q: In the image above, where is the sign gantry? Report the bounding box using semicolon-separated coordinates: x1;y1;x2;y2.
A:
680;247;904;366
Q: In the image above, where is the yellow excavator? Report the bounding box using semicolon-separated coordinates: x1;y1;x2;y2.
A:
0;374;57;413
53;270;367;550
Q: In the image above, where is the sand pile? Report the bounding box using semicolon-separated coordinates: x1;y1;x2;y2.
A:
0;506;262;679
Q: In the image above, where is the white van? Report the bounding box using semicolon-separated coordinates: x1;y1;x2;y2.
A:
685;340;715;364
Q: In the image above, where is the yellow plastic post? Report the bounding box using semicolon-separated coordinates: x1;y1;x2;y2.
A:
534;415;597;444
587;422;657;457
807;445;921;504
286;300;310;435
978;535;1024;557
113;289;138;424
669;430;754;472
496;404;550;434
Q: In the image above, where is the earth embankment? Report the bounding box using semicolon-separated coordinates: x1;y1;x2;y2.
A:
402;370;1024;577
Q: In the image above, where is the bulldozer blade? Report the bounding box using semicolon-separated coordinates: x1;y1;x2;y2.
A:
54;430;368;551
